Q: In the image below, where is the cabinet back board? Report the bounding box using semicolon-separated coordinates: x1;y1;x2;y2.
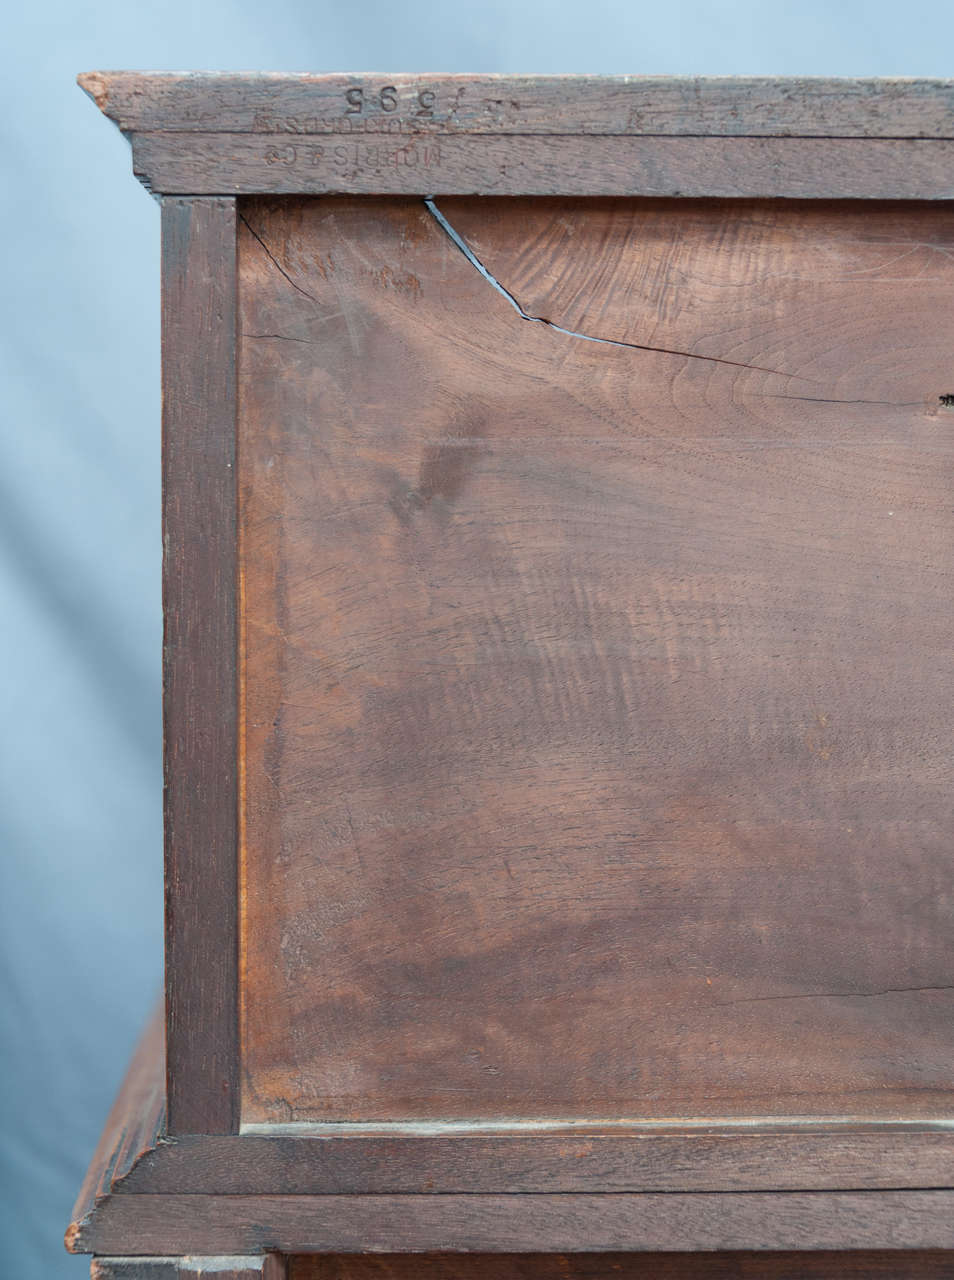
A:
237;194;954;1126
68;75;954;1263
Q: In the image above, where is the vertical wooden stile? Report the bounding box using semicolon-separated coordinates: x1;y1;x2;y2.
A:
161;196;240;1135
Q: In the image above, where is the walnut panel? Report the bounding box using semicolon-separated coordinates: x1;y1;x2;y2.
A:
238;196;954;1123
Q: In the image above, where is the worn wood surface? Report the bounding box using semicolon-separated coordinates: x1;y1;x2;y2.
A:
238;195;954;1127
77;73;954;138
91;1258;285;1280
66;1003;165;1252
162;196;240;1135
130;133;954;198
289;1252;954;1280
71;76;954;1267
67;1190;954;1255
115;1125;954;1195
79;75;954;198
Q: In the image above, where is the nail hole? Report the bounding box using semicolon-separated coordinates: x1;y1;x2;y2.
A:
939;394;954;406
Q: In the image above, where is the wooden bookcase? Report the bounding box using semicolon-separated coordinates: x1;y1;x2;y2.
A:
68;74;954;1279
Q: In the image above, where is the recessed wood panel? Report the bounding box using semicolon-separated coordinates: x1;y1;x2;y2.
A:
238;196;954;1124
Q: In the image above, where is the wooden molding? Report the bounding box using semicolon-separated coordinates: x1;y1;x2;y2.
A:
78;74;954;198
66;1006;954;1253
116;1125;954;1196
67;1007;954;1209
131;133;954;199
70;1190;954;1256
77;73;954;138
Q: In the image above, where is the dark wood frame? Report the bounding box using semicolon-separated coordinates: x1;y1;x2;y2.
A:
69;73;954;1266
161;196;239;1136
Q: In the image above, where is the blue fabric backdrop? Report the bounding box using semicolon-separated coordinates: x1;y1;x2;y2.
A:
3;2;953;1274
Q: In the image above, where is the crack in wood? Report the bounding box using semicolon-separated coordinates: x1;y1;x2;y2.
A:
716;985;954;1007
424;197;814;381
239;214;321;306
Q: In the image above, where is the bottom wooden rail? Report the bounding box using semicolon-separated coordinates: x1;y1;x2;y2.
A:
70;1190;954;1256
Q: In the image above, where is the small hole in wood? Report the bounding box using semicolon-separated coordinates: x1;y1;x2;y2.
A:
939;394;954;406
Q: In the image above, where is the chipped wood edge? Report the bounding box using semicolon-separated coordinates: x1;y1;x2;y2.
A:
78;71;109;112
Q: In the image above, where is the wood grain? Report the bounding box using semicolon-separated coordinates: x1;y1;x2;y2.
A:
289;1252;954;1280
131;134;954;199
116;1127;954;1195
238;196;954;1127
162;196;239;1135
64;997;954;1200
70;78;954;1269
68;1190;954;1255
78;73;954;138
